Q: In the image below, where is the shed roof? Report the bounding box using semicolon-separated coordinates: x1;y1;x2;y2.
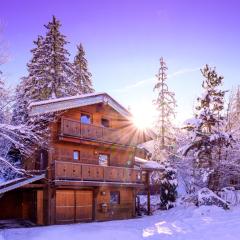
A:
0;174;45;194
134;157;164;171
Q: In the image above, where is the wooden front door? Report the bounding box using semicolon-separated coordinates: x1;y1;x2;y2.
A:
56;190;93;224
56;190;75;224
75;191;93;222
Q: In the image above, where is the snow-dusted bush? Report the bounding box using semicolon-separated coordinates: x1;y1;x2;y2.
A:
180;188;229;210
159;165;178;209
197;188;229;209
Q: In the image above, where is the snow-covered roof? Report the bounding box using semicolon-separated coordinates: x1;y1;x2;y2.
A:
135;157;164;170
29;92;131;118
0;173;45;194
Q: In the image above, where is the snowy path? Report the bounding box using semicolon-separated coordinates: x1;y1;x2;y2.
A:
1;206;240;240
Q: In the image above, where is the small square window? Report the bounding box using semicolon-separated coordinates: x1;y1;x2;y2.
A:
110;191;120;204
101;118;110;128
99;154;109;166
73;150;80;161
81;114;91;124
230;179;238;185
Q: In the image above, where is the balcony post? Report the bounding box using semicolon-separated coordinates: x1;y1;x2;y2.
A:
60;117;64;135
79;122;82;138
81;164;83;181
103;166;106;182
147;171;151;216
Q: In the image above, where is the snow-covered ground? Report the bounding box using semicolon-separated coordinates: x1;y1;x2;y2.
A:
1;205;240;240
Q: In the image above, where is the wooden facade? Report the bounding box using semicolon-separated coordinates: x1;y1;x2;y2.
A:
0;93;153;225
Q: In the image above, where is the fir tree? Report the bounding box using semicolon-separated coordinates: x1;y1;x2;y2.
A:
73;44;94;94
11;77;30;125
41;15;73;98
12;35;46;125
153;57;176;162
26;35;46;100
12;16;74;124
182;65;233;189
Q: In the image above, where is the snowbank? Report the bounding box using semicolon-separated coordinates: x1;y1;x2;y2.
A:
1;205;240;240
180;188;229;209
198;188;229;209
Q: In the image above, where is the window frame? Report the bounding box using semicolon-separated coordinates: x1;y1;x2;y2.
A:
73;150;80;161
110;191;120;205
98;153;110;166
101;118;110;128
80;112;92;124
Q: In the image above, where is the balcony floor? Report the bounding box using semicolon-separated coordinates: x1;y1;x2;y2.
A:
54;179;144;188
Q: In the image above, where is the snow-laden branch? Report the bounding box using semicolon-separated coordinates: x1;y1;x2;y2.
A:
0;156;26;175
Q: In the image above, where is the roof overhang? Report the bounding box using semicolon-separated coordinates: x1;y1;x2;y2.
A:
29;92;131;119
134;157;164;171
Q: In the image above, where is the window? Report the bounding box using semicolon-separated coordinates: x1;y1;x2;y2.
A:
99;154;109;166
230;179;238;185
73;150;80;161
81;113;91;124
110;191;120;204
101;118;110;128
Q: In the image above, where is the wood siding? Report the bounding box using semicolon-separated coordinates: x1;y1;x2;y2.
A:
96;187;135;221
52;142;135;168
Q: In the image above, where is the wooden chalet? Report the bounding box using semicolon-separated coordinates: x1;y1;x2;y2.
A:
0;92;156;225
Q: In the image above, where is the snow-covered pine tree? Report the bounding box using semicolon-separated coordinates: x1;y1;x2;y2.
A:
152;57;178;209
73;44;94;94
41;15;74;98
11;77;32;125
11;35;46;125
153;57;177;162
182;65;232;189
26;36;47;100
12;16;74;125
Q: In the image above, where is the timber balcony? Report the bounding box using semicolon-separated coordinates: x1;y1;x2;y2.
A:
59;117;135;146
54;161;143;184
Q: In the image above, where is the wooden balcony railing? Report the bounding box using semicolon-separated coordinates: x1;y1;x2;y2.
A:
60;117;133;146
54;161;142;184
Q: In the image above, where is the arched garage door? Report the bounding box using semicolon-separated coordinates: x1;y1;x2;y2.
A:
56;190;93;224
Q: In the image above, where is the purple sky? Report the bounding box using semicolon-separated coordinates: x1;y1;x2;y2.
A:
1;0;240;124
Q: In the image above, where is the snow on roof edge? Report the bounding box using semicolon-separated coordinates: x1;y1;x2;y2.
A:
29;92;106;107
135;157;164;170
29;92;132;118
